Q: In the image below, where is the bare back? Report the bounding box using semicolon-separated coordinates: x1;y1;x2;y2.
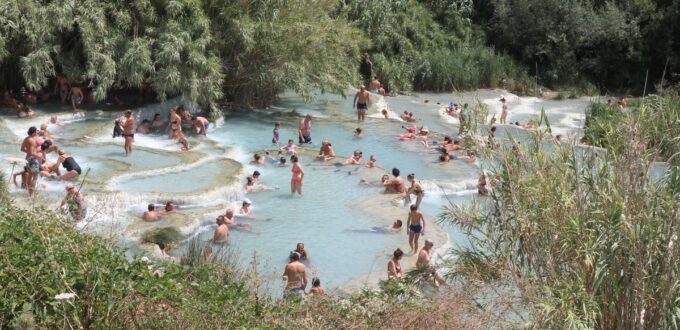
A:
283;261;307;289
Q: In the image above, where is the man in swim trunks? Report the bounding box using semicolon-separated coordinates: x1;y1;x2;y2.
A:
416;239;446;288
283;251;307;299
406;204;426;254
353;85;370;121
20;126;40;195
191;116;209;136
122;110;135;156
384;168;405;194
143;204;161;221
298;114;312;144
212;215;229;243
70;85;84;111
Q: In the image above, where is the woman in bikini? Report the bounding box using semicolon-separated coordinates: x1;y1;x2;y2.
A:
387;248;404;279
406;173;425;209
290;155;304;195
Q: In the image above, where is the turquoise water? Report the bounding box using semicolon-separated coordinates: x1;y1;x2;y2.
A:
0;89;591;291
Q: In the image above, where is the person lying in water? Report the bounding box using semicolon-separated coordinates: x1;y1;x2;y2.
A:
245;176;275;193
347;219;403;234
344;150;363;165
360;174;389;186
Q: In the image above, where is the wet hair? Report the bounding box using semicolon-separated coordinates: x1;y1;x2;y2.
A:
382;109;387;114
491;126;497;132
312;277;321;287
141;119;150;124
289;251;300;261
148;204;155;211
290;155;298;162
27;126;37;135
407;173;415;180
253;171;261;177
410;204;418;211
393;248;404;259
288;139;294;144
392;168;400;177
395;220;403;228
254;154;261;160
154;113;161;118
355;128;362;133
279;157;286;164
439;154;448;162
443;136;452;142
274;121;280;126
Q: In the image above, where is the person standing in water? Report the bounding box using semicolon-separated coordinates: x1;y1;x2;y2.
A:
370;77;381;93
353;85;370;121
406;204;426;254
387;248;404;279
298;115;312;144
499;96;509;124
122;110;135;156
406;173;425;209
290;155;304;195
70;85;84;111
190;116;209;136
272;121;280;144
54;74;69;104
21;126;40;189
283;251;307;298
212;215;229;243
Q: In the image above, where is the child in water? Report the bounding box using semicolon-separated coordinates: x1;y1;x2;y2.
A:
272;121;280;144
280;139;297;154
353;127;363;138
112;119;123;138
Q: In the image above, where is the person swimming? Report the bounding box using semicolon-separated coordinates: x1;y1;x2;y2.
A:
348;220;403;234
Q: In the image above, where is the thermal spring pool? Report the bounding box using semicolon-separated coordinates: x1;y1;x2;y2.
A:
0;89;593;293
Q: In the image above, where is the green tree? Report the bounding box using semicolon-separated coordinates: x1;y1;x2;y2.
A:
0;0;223;108
203;0;367;107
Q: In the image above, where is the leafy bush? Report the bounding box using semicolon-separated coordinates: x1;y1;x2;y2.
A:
444;102;680;327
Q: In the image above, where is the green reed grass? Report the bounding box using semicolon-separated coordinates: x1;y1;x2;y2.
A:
441;95;680;328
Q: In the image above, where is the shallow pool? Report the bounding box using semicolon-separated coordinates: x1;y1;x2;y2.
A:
0;89;591;291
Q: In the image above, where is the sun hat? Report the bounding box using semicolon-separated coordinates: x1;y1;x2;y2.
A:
421;127;429;133
243;198;252;205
